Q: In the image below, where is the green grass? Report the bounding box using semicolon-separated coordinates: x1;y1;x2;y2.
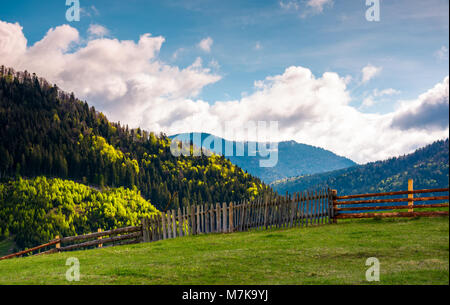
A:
0;217;448;285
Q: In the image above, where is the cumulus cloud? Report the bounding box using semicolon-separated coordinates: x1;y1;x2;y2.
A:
0;20;448;164
88;24;109;37
198;37;213;53
361;64;382;84
391;77;449;131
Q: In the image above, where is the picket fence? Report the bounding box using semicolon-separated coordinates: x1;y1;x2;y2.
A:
142;189;333;242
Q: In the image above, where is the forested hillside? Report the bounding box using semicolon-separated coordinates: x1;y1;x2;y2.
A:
170;133;356;183
271;139;449;195
0;67;271;214
0;177;159;249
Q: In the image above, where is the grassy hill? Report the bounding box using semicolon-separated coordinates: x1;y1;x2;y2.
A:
0;217;448;285
171;133;356;183
272;139;449;195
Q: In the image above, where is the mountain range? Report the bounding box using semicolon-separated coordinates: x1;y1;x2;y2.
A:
271;139;449;195
170;133;357;183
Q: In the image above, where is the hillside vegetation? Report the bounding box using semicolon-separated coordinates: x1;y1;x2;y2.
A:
0;217;448;285
0;177;159;249
272;139;449;195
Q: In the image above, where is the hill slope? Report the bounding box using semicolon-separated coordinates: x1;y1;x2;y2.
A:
271;139;449;195
0;217;447;285
0;67;270;212
0;177;159;249
170;133;356;183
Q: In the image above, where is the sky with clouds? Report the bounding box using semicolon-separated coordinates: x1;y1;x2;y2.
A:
0;0;448;163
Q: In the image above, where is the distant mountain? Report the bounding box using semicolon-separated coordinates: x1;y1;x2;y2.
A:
169;133;357;183
271;139;449;195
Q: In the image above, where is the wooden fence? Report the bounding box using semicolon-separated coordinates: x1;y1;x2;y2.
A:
332;181;449;220
0;226;142;261
142;189;333;241
0;189;333;259
1;182;448;260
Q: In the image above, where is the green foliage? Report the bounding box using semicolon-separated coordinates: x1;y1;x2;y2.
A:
272;139;449;195
0;177;159;249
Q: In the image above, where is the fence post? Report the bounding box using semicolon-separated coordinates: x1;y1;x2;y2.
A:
98;229;103;248
229;202;234;233
55;235;60;250
331;190;337;224
142;217;150;243
408;179;414;213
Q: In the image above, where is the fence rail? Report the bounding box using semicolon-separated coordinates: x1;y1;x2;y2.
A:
332;181;449;220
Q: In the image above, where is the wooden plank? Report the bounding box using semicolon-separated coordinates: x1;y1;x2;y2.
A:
0;239;61;261
59;232;142;251
336;203;449;212
223;202;228;233
408;179;414;213
142;217;149;243
229;202;234;233
309;191;313;225
172;209;177;238
210;204;214;233
97;229;103;248
205;204;210;234
336;188;450;200
196;205;201;234
321;190;325;225
58;225;141;244
335;196;449;206
191;205;196;235
167;212;172;239
216;203;220;233
336;211;449;219
327;189;332;224
178;208;183;237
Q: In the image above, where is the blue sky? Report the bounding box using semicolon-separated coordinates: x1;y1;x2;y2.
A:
1;0;448;111
0;0;449;162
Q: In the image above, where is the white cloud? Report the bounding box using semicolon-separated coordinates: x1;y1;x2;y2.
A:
198;37;213;53
0;20;448;164
279;1;300;11
435;46;449;61
391;77;449;131
361;64;382;84
306;0;333;12
360;88;400;109
88;24;109;37
255;42;262;50
208;59;220;70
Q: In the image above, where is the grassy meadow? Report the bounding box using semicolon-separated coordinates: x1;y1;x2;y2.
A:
0;216;448;285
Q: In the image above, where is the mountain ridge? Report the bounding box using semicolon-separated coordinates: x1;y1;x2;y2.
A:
271;138;449;195
170;132;357;183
